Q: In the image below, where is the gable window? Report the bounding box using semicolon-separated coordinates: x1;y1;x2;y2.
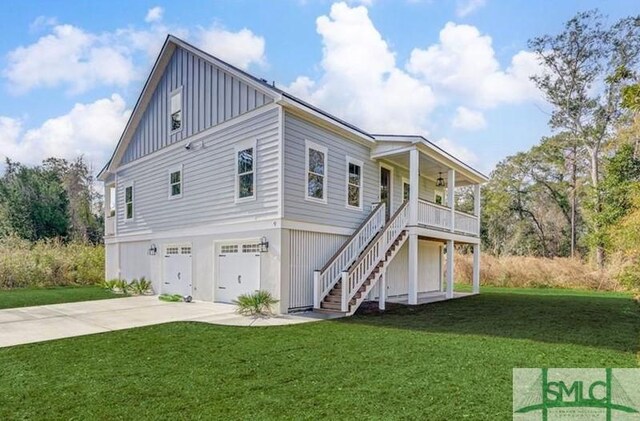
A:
124;183;134;220
170;88;182;132
169;166;183;199
305;140;328;203
235;140;256;202
346;157;363;210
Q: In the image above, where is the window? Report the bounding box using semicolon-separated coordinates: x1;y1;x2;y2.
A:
235;140;256;202
435;192;444;205
402;179;410;202
242;244;260;253
108;186;116;217
181;246;192;255
166;246;179;255
124;184;134;220
169;166;182;199
346;157;363;210
170;88;182;132
221;245;238;254
305;141;328;203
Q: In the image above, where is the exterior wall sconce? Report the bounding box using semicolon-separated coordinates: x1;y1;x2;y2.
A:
259;236;269;253
148;244;158;256
436;172;446;188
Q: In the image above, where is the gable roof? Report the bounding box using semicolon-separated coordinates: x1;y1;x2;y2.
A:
99;35;486;182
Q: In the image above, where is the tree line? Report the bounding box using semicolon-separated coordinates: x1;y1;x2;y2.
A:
0;157;103;244
478;11;640;275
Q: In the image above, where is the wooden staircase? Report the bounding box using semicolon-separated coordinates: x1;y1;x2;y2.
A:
319;229;407;313
314;201;410;316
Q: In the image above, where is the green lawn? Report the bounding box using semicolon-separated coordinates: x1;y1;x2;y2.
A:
0;287;638;420
0;286;120;310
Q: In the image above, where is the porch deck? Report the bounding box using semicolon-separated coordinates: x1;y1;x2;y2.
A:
387;291;476;305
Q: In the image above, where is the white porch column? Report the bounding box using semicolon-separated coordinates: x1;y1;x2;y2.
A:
408;233;419;305
447;170;456;232
409;148;419;225
446;240;454;299
472;243;480;294
378;268;386;310
474;183;481;236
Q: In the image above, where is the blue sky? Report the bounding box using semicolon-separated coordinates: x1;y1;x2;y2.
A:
0;0;637;175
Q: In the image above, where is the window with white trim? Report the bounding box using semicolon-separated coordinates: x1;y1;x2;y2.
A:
124;184;134;220
170;88;182;132
435;191;444;205
346;157;363;210
169;167;182;198
402;179;410;202
305;141;328;203
235;140;256;201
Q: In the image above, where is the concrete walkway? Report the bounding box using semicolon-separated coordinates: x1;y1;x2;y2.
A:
0;296;334;348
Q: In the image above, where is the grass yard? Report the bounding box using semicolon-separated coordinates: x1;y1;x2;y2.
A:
0;286;120;310
0;287;638;420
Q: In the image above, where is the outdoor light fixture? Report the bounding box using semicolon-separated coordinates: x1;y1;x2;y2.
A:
436;172;446;188
259;236;269;253
148;244;157;256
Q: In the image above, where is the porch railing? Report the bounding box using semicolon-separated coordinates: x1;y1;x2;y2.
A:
417;199;478;236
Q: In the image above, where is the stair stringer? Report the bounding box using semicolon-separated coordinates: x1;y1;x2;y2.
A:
346;230;408;316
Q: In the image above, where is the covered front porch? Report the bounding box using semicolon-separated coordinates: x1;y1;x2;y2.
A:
372;134;488;307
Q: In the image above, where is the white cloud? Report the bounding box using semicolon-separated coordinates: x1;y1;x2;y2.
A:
435;138;478;165
145;6;164;23
452;106;486;131
286;2;436;134
196;25;266;70
407;22;541;108
3;25;138;94
346;0;374;5
0;95;130;168
456;0;486;18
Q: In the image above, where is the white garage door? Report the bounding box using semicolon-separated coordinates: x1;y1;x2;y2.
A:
163;245;192;296
216;242;261;303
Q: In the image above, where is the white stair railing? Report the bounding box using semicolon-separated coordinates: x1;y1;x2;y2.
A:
341;201;409;312
313;202;386;308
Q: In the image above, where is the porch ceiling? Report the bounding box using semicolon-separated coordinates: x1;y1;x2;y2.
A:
378;152;477;187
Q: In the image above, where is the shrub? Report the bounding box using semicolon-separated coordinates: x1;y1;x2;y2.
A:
129;277;153;295
159;294;184;302
0;236;104;289
234;290;279;316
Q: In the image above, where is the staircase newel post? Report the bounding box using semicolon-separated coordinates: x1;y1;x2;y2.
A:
313;270;320;309
341;271;349;312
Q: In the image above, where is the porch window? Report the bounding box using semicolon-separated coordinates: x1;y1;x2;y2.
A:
169;166;182;198
305;140;327;203
235;139;256;201
170;88;182;132
435;192;444;205
125;183;134;220
346;157;363;210
403;180;410;202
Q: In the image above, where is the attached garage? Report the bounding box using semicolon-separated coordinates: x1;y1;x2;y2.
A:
162;245;193;296
215;242;261;303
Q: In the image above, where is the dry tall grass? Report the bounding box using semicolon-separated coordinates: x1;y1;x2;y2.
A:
455;252;630;291
0;236;104;289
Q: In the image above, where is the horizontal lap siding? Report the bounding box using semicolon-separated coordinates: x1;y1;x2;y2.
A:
283;113;378;229
116;108;280;234
288;229;348;310
122;47;274;165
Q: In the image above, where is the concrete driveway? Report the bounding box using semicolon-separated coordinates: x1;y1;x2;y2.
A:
0;296;330;348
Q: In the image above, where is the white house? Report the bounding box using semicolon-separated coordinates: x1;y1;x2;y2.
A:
98;35;487;315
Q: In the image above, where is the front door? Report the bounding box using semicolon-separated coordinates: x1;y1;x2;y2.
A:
380;166;392;220
216;243;261;303
163;245;192;296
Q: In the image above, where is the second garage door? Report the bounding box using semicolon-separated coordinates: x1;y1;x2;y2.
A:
216;242;261;303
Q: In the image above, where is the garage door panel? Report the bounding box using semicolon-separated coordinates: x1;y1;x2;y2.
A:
216;242;261;303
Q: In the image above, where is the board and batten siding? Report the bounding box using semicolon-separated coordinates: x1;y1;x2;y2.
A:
116;107;280;234
121;47;274;165
287;229;348;310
